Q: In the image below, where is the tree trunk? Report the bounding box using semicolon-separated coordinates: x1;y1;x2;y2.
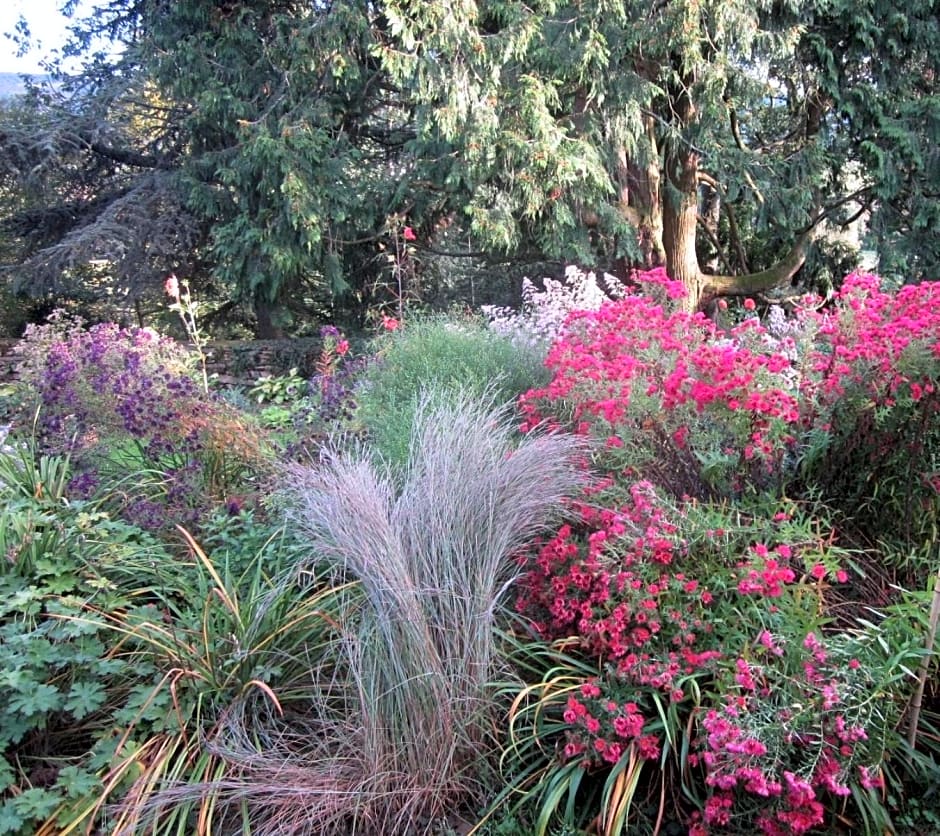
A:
658;81;810;310
662;147;703;310
700;233;811;301
254;295;285;339
660;78;706;309
660;149;810;309
700;182;721;274
618;116;665;270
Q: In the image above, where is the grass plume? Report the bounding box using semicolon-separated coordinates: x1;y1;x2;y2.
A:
259;389;588;832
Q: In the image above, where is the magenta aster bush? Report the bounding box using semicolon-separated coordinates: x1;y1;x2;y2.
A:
507;477;915;835
515;482;721;692
688;625;909;836
504;270;938;835
519;269;803;500
798;273;940;550
511;484;923;834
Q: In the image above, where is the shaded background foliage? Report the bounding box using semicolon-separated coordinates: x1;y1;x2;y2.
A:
0;0;937;336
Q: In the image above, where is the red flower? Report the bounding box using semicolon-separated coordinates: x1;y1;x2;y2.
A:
743;298;756;311
402;226;417;241
381;315;400;331
336;339;350;356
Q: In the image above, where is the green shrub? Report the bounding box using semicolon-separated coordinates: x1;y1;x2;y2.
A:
0;433;354;835
84;521;350;835
0;443;170;835
356;314;550;469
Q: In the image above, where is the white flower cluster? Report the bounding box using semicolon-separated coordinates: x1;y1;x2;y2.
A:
482;265;627;351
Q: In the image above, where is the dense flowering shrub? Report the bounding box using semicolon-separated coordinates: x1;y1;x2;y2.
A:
798;273;940;550
516;483;720;689
689;626;909;835
519;269;803;500
14;317;270;531
483;265;628;350
516;269;940;537
513;481;921;834
507;270;939;835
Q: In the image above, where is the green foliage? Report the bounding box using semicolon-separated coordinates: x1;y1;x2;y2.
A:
82;520;351;835
798;0;940;283
141;0;431;325
0;444;170;836
379;0;939;295
248;367;310;430
5;0;938;321
249;367;306;406
892;793;940;836
356;315;550;469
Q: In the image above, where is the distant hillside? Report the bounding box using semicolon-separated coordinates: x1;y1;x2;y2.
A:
0;72;51;100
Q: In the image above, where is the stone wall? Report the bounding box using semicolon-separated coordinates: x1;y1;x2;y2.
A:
203;338;325;387
0;337;327;387
0;340;16;382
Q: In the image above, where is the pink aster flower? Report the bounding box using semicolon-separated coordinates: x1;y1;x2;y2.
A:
164;274;180;301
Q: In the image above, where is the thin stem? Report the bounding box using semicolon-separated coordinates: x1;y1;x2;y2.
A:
906;563;940;752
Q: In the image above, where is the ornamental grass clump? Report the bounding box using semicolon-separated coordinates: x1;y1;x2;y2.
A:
355;314;549;469
273;390;587;833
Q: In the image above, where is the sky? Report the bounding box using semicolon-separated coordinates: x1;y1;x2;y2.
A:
0;0;87;74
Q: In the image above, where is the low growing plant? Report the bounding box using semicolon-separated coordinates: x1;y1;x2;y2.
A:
23;510;351;836
248;326;367;451
0;443;171;836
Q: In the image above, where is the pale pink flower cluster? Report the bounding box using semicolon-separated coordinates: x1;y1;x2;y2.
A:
482;265;627;351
